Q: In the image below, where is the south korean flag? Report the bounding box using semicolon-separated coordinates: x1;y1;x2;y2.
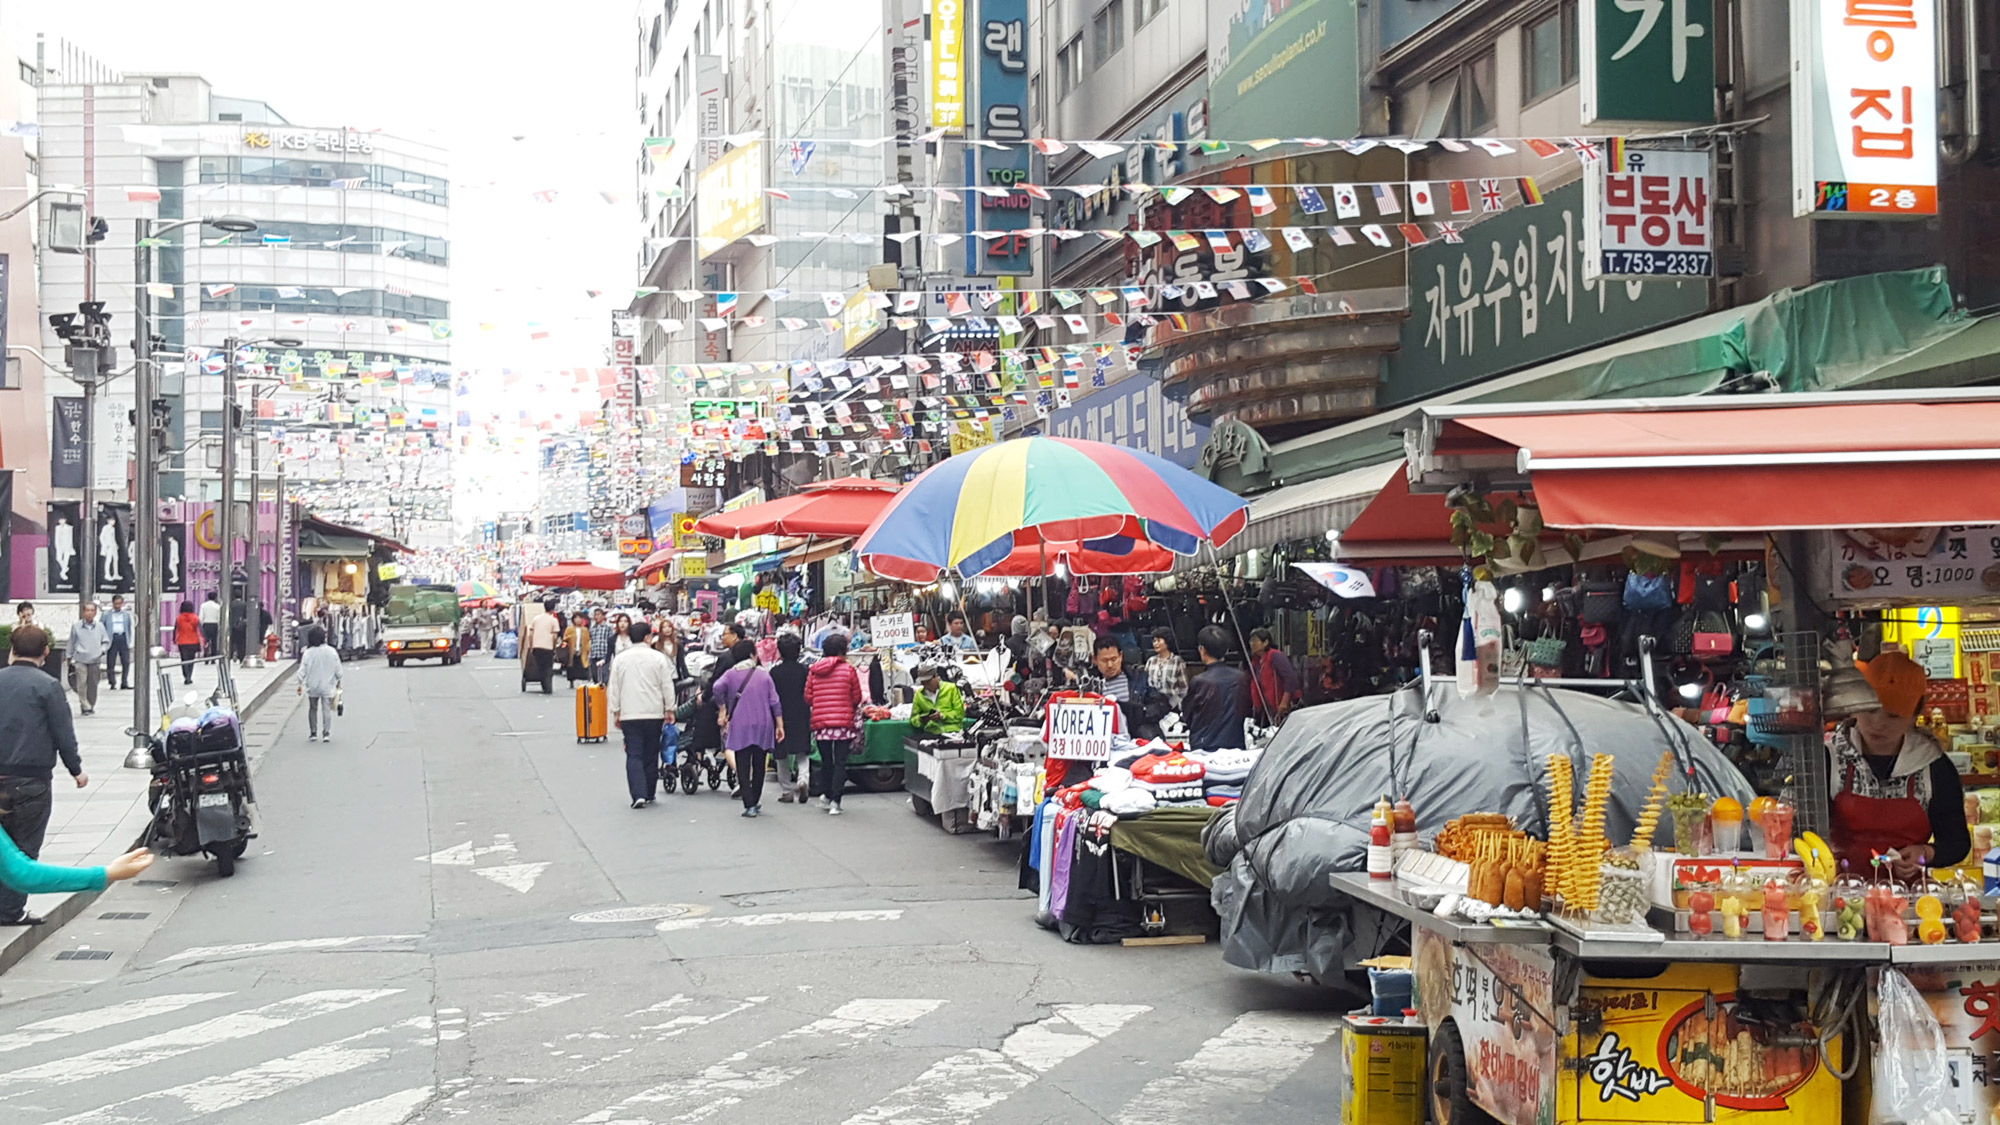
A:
1333;184;1361;219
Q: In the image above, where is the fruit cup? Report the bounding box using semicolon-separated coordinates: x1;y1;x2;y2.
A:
1711;797;1745;854
1761;880;1790;941
1687;889;1716;937
1760;802;1795;860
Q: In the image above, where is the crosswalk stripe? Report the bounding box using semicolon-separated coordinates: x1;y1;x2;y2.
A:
160;936;421;963
842;1003;1150;1125
291;1086;434;1125
0;989;403;1095
572;998;945;1125
35;1017;430;1125
1111;1010;1340;1125
653;909;902;933
0;993;234;1055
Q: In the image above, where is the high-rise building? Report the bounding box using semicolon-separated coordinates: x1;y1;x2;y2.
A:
37;71;453;548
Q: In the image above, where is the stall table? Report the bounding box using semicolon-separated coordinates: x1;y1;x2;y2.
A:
905;734;981;834
810;719;909;796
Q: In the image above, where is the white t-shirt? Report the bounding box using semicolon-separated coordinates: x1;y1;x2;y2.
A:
199;601;221;625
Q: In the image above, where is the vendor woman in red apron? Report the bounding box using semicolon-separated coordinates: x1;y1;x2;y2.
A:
1828;651;1970;879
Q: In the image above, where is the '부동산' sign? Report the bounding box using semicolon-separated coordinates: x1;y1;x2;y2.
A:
1585;148;1714;281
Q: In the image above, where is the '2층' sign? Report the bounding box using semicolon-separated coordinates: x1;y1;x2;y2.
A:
1585;148;1714;281
1792;0;1937;217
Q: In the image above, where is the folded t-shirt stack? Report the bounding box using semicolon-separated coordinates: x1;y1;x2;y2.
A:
1190;747;1258;806
1128;751;1208;806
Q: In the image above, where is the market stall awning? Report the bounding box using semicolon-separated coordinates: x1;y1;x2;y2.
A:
785;538;853;567
297;529;375;560
1408;390;2000;531
693;477;900;539
1230;459;1404;554
634;546;688;578
522;560;627;590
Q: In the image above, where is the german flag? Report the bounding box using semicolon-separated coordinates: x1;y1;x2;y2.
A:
1517;176;1545;206
1607;137;1627;170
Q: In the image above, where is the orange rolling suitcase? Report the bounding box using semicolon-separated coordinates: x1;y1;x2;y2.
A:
576;683;608;743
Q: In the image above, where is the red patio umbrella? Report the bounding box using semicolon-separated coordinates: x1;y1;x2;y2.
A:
978;537;1176;577
693;476;901;540
521;560;627;591
634;546;684;578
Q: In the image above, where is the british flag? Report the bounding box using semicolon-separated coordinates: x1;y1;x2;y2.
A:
1437;222;1464;244
1479;179;1506;212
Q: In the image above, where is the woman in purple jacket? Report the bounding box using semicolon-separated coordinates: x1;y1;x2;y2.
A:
713;640;784;817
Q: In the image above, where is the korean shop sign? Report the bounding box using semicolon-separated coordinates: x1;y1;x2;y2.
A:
1791;0;1937;217
1384;179;1710;405
1581;0;1717;126
931;0;968;131
1585;149;1714;281
972;0;1032;277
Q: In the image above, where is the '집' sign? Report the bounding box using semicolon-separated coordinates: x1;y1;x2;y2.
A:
1791;0;1937;217
870;613;916;646
1044;699;1119;761
1585;148;1714;281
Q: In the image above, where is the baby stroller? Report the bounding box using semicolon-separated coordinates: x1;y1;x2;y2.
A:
674;682;735;795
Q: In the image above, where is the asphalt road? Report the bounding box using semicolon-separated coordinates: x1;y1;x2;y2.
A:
0;656;1351;1124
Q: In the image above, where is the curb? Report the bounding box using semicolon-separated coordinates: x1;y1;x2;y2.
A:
0;662;298;977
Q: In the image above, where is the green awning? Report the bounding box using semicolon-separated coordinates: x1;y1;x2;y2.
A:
1216;267;1988;496
298;530;374;560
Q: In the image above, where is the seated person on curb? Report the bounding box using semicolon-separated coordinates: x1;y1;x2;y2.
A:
910;664;965;734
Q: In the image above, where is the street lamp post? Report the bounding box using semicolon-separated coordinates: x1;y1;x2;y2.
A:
130;213;256;755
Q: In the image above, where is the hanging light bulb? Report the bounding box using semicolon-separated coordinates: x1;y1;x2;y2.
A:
1502;586;1525;614
939;580;956;600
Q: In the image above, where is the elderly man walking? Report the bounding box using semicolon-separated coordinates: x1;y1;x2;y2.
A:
608;621;677;809
66;602;110;716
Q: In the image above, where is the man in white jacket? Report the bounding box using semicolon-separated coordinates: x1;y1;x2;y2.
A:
296;625;343;742
608;621;677;809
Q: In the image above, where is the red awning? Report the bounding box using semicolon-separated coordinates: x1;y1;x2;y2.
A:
1335;473;1543;563
1444;400;2000;531
693;478;901;540
521;560;627;590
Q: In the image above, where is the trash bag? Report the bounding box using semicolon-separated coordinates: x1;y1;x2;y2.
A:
1212;683;1756;980
1872;968;1957;1125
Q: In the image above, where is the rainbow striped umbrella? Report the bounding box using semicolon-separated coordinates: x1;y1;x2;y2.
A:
855;437;1249;581
457;580;498;599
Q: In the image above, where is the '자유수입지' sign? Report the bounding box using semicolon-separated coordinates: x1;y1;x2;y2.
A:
1043;699;1120;761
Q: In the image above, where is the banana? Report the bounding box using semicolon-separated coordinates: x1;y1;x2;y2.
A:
1798;832;1836;884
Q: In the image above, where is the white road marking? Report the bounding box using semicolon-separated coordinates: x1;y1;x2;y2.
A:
1110;1010;1340;1125
472;862;550;893
470;993;581;1028
160;936;420;962
0;993;234;1054
654;909;903;932
35;1017;430;1125
0;989;403;1095
639;996;766;1035
843;1003;1150;1125
291;1086;434;1125
571;998;944;1125
415;838;517;866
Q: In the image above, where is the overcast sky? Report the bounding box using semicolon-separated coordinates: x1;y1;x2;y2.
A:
4;0;642;525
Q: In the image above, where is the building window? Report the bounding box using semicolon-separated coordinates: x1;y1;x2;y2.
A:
1523;1;1578;104
18;60;34;84
1057;34;1084;96
1414;48;1500;137
1463;49;1498;133
1093;0;1125;67
1134;0;1166;30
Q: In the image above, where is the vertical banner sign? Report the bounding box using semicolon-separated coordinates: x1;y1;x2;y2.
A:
973;0;1032;277
1580;0;1717;125
161;522;187;594
96;502;133;595
46;501;81;595
0;472;12;601
931;0;967;131
1585;149;1715;280
1791;0;1937;217
696;55;724;169
51;396;87;490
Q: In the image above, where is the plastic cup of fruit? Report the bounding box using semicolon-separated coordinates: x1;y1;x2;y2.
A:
1760;804;1795;860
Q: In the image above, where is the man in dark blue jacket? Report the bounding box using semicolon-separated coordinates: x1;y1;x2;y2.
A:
0;626;87;926
1183;625;1251;752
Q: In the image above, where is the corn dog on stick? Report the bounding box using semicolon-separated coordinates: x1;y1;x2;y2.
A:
1630;749;1674;853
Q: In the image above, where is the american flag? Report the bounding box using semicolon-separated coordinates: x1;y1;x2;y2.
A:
1479;179;1506;212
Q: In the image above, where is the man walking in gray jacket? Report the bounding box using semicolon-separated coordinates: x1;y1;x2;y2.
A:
296;625;343;742
0;626;88;925
66;602;110;716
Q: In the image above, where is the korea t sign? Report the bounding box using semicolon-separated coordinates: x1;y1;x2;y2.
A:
1585;149;1714;281
1044;699;1119;762
1791;0;1937;217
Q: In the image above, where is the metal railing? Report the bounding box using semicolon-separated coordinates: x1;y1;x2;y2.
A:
153;653;239;717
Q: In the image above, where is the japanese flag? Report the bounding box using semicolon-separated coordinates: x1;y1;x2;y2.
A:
1359;224;1393;248
1333;184;1361;219
1409;182;1437;216
1063;314;1089;334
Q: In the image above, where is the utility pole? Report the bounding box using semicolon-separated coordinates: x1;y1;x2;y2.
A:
217;335;238;670
48;302;115;612
132;218;158;747
245;376;262;668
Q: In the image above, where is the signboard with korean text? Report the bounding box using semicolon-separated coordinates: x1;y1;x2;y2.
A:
1828;525;2000;602
870;612;916;647
931;0;967;131
1791;0;1937;217
1919;964;2000;1122
1585;148;1714;281
972;0;1032;277
1581;0;1717;126
1385;179;1710;404
1035;373;1209;469
1042;698;1119;761
696;142;766;247
1412;930;1559;1124
720;488;773;563
51;396;86;490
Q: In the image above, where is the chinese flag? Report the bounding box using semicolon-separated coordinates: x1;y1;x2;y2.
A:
1448;181;1473;213
1397;223;1430;246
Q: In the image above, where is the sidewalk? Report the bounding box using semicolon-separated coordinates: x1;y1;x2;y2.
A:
0;657;300;974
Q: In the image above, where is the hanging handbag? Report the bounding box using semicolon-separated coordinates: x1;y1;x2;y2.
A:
1692;611;1735;659
1623;571;1675;612
1525;636;1566;675
1578;580;1623;625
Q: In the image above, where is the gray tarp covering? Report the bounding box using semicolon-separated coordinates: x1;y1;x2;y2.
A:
1203;684;1757;980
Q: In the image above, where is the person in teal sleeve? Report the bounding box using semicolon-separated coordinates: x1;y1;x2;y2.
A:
910;665;965;734
0;829;151;895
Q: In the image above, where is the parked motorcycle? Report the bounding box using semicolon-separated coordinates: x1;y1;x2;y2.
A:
136;708;257;877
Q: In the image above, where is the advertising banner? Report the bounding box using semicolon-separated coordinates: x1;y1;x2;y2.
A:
1206;0;1359;146
161;522;187;594
0;472;11;600
1585;148;1715;281
931;0;968;130
51;396;87;490
95;502;133;595
1791;0;1937;217
696;142;766;246
1581;0;1717;126
46;501;82;594
972;0;1032;277
870;611;916;647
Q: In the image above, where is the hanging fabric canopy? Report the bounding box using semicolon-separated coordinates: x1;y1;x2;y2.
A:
634;547;686;579
855;437;1249;581
521;560;627;590
979;536;1177;577
693;476;902;539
